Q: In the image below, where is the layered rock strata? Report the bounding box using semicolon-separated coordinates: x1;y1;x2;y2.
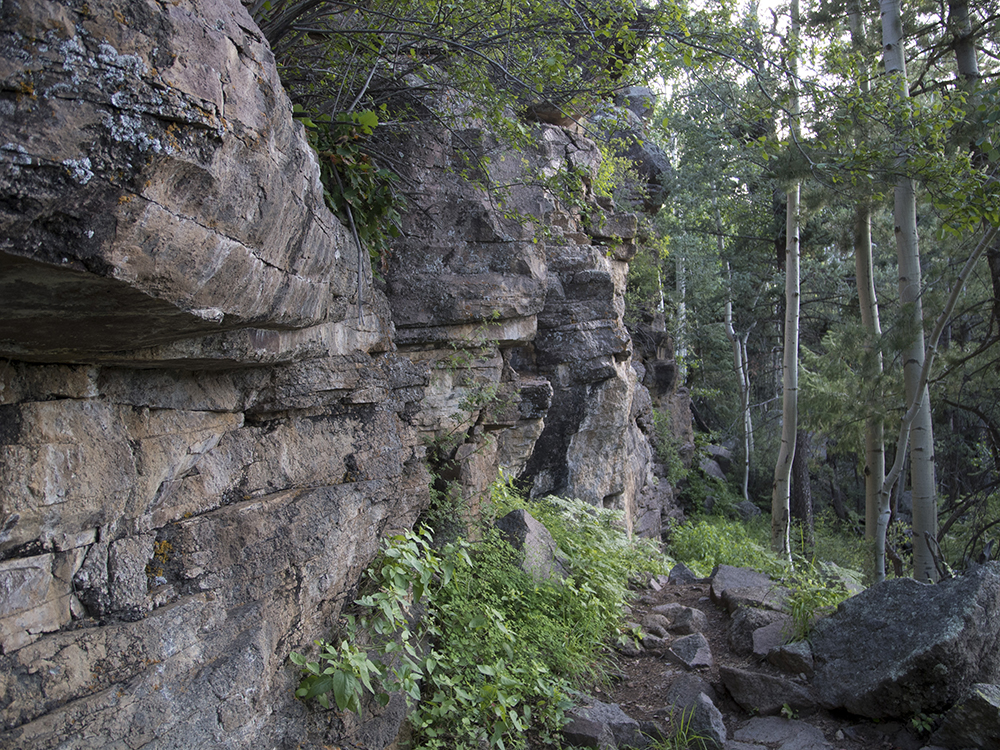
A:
1;1;427;747
0;0;681;746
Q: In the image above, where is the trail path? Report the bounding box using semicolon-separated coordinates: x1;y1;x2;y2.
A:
586;573;937;750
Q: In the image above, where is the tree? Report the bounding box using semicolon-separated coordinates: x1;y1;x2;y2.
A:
771;0;802;558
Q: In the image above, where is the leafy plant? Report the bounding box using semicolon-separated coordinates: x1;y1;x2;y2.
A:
780;703;798;721
667;516;788;578
909;711;936;736
292;476;671;749
295;107;402;273
645;705;711;750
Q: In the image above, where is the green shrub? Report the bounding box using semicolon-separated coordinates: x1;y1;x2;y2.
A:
293;475;672;749
667;516;788;578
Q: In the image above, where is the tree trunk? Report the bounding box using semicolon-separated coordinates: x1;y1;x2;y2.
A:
880;0;938;582
847;0;886;543
771;0;800;559
673;255;688;383
791;428;814;554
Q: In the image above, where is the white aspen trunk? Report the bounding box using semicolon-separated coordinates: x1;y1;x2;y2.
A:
847;0;886;545
724;262;752;500
674;256;688;383
855;203;886;542
881;0;938;582
772;181;799;558
771;0;800;558
874;227;998;580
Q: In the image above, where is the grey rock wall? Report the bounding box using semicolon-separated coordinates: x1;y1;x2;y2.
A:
1;1;428;747
0;0;682;747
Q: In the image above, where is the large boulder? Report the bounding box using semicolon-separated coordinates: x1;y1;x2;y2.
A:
811;562;1000;718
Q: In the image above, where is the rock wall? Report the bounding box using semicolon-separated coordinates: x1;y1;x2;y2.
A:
0;1;682;747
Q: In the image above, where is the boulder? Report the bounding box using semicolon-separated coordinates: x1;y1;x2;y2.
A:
664;673;718;708
731;716;833;750
668;633;713;671
735;500;763;521
930;683;1000;750
562;700;645;749
811;562;1000;718
699;457;727;482
729;608;792;656
685;692;727;749
704;445;733;472
667;562;701;585
641;613;671;638
710;565;785;614
768;640;815;678
651;603;708;634
752;619;792;659
720;666;816;716
494;509;567;582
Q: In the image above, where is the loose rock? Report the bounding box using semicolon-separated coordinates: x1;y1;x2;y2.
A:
720;666;816;716
930;683;1000;750
668;633;713;670
563;700;646;749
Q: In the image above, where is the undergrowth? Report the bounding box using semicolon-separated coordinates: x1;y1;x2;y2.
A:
667;514;860;640
292;473;671;749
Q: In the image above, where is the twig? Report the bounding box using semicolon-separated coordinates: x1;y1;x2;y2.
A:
332;167;366;324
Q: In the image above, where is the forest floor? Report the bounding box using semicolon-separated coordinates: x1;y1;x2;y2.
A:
595;577;937;750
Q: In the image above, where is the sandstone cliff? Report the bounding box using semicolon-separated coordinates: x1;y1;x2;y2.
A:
0;1;681;747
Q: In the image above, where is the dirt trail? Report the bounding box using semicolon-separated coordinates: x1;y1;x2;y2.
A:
598;577;934;750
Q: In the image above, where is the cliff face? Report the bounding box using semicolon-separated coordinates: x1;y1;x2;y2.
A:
0;1;680;747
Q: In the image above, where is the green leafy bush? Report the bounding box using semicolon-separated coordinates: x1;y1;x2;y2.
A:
668;516;788;578
293;476;671;749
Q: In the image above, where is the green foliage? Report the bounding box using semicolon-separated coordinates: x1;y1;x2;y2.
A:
666;515;860;639
593;138;644;204
782;563;853;641
652;408;688;485
667;516;788;578
293;476;672;749
644;705;711;750
909;712;937;736
295;107;401;271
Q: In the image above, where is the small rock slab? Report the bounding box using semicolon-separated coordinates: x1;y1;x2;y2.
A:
495;509;567;582
729;608;791;656
720;666;816;716
930;682;1000;749
735;500;762;521
668;562;701;585
688;692;727;749
641;633;669;652
562;700;645;749
710;565;786;613
730;716;833;750
642;613;671;638
668;633;713;670
752;619;791;658
768;640;815;678
665;673;718;708
652;603;709;634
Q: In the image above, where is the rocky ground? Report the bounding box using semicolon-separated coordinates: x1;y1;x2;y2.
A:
566;567;947;750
